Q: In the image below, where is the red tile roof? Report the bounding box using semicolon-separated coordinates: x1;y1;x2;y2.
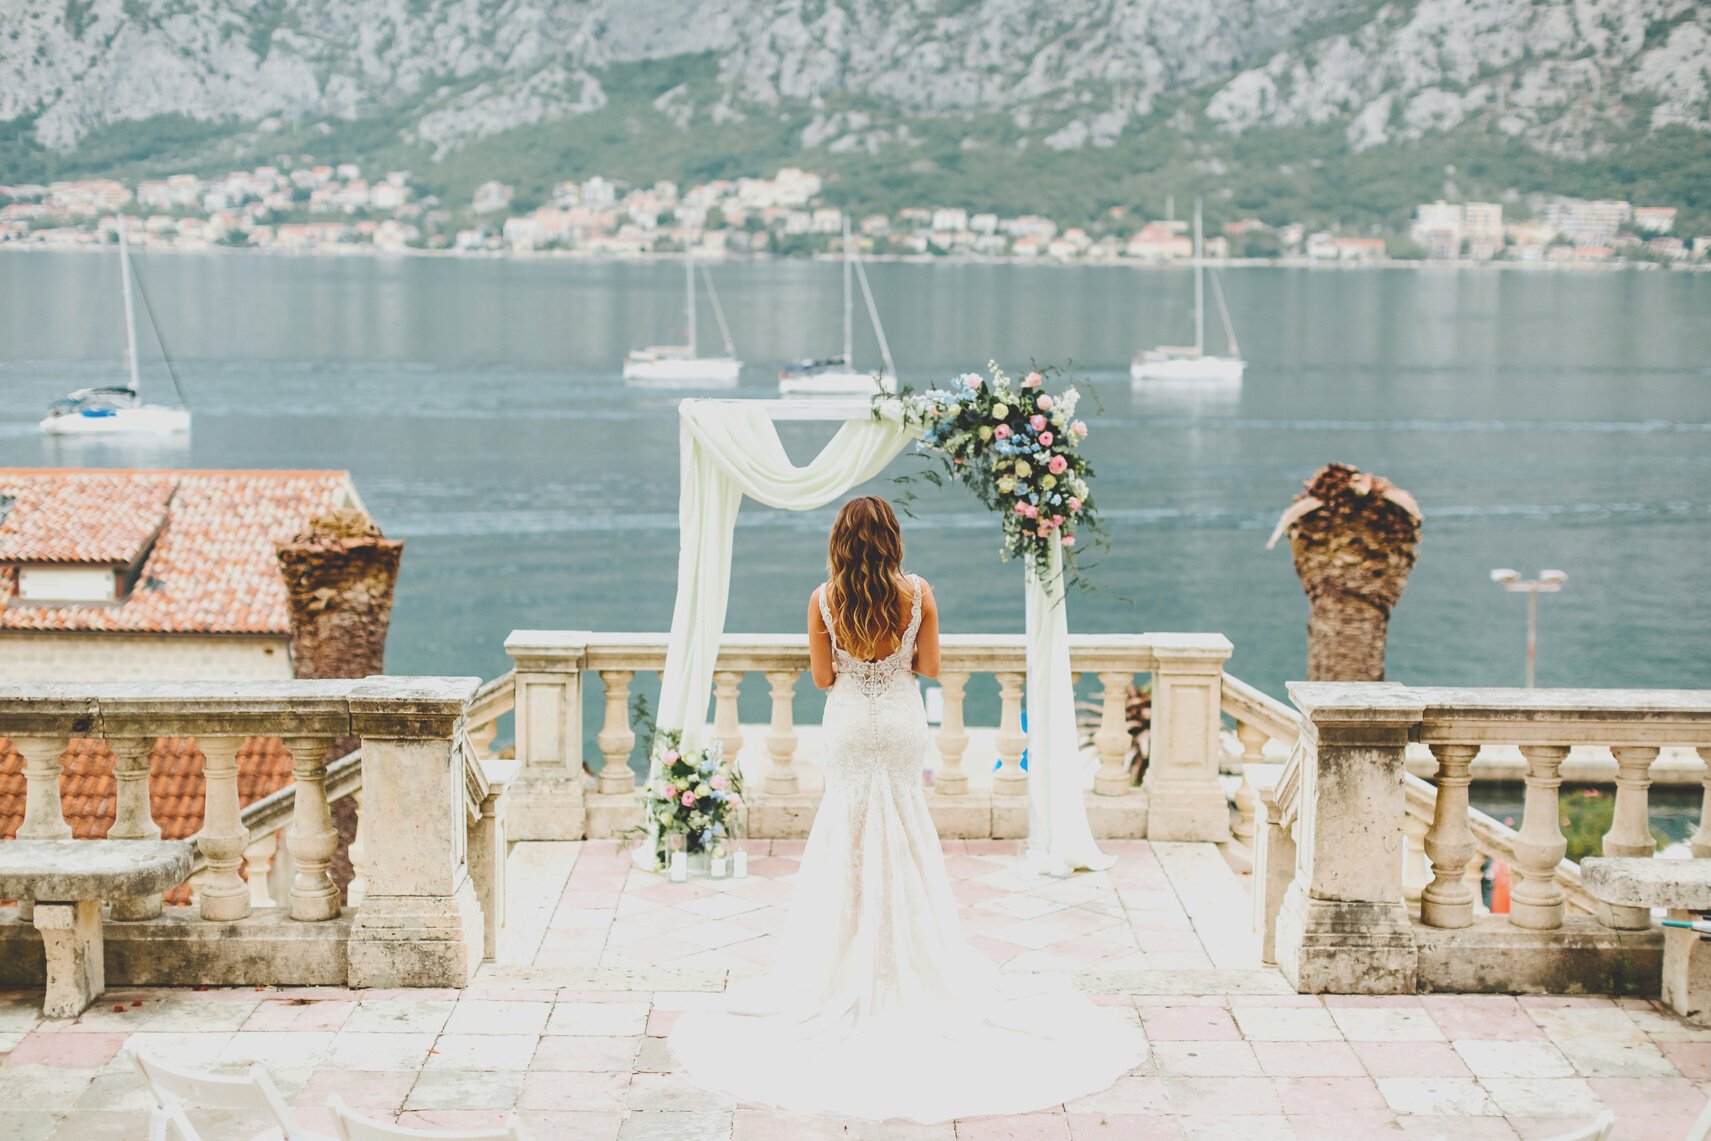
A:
0;736;296;905
0;471;175;565
0;469;357;635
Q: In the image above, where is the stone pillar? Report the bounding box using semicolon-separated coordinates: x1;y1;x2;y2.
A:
992;672;1029;796
347;676;485;989
1142;634;1234;842
1273;682;1423;994
197;736;252;922
1093;673;1135;796
14;736;72;841
711;672;745;765
595;670;638;795
107;736;164;920
763;671;801;795
932;671;970;796
1420;743;1479;929
503;631;590;841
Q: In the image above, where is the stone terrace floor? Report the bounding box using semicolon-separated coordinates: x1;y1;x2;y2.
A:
5;839;1711;1140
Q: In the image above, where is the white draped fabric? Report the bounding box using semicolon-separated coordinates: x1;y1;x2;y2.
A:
655;398;1110;874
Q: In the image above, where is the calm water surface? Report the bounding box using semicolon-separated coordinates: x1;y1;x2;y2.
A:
1;252;1707;718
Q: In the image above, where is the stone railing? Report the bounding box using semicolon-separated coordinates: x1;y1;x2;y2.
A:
501;629;1236;844
1260;682;1711;996
0;678;499;990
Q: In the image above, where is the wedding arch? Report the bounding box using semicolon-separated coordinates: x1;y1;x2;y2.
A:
655;395;1112;875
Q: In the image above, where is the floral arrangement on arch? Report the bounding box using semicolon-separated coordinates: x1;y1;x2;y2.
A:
882;363;1102;582
624;700;746;871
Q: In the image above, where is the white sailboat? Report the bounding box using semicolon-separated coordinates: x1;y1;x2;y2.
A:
40;220;192;436
623;249;742;387
1131;199;1244;386
778;215;897;396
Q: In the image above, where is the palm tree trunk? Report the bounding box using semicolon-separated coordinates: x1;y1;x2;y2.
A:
1306;593;1392;681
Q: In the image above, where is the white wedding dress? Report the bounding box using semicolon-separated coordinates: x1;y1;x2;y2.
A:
670;576;1149;1123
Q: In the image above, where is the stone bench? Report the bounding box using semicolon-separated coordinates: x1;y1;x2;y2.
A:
1582;858;1711;1023
0;840;193;1018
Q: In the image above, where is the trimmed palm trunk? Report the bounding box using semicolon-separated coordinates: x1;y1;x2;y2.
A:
1268;463;1422;681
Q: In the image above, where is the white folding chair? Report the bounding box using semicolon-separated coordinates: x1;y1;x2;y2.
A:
130;1045;315;1140
327;1095;529;1141
1542;1110;1616;1141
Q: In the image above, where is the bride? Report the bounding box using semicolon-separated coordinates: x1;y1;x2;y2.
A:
670;495;1148;1123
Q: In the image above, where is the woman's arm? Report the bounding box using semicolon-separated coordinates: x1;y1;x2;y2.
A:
913;579;941;679
808;588;837;689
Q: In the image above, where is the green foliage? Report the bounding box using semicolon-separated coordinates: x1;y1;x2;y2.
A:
1559;786;1665;864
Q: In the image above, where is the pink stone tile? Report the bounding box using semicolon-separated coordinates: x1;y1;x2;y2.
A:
725;878;796;904
742;857;798;879
1661;1043;1711;1079
1162;1076;1281;1115
944;855;999;879
963;840;1025;855
516;1110;624;1140
1394;1119;1517;1139
1586;1076;1708;1117
1066;1113;1183;1139
1322;995;1423;1009
1425;1000;1547;1042
395;1110;513;1131
1516;995;1616;1010
242;999;355;1032
1133;996;1229;1009
1272;1076;1387;1116
517;1070;630;1111
953;1111;1072;1139
1353;1042;1472;1079
2;1031;126;1069
1227;995;1325;1009
1251;1042;1366;1078
967;935;1030;964
1140;1008;1241;1042
1050;936;1141;964
767;841;808;856
529;1035;640;1072
1285;1112;1400;1139
630;882;716;905
1507;1118;1605;1140
556;990;657;1004
293;1069;415;1110
646;1009;681;1037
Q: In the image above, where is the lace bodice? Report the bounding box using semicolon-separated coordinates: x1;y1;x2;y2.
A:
817;575;924;699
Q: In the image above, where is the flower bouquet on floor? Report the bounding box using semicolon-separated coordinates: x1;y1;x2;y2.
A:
627;722;745;874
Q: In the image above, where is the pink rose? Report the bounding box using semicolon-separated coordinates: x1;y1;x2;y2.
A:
1038;431;1053;447
1052;514;1065;526
663;750;679;763
1022;503;1039;519
1048;455;1069;475
710;774;726;790
663;784;676;798
1029;414;1047;431
1072;420;1087;436
728;794;742;808
1014;502;1029;516
1067;496;1082;513
680;790;696;806
1037;394;1053;411
1061;534;1076;547
994;424;1012;439
964;373;983;390
1036;524;1050;537
1022;371;1044;388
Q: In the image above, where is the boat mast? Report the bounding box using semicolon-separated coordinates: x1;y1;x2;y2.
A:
685;247;698;356
1211;269;1240;359
700;265;737;358
1193;198;1205;358
118;217;141;393
842;213;854;368
853;254;895;380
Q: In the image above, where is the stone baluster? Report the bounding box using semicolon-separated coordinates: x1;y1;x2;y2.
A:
347;790;368;906
596;670;637;795
993;672;1028;796
197;736;252;922
108;736;165;920
933;671;970;795
348;677;485;988
712;672;745;764
1693;748;1711;860
284;735;340;921
467;718;499;759
1601;745;1661;930
1401;813;1431;906
1236;722;1270;767
1143;635;1234;842
245;832;280;908
764;671;800;795
1093;672;1134;796
1231;723;1272;850
1421;743;1480;929
1509;744;1570;931
14;736;72;841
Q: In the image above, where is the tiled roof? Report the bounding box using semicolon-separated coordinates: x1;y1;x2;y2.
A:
0;471;175;565
0;736;296;905
0;469;356;634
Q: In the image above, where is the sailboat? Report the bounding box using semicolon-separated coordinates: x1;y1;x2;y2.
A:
623;248;742;387
778;215;897;396
1131;199;1244;385
40;219;192;436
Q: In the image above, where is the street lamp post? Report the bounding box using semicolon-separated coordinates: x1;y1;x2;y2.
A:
1489;568;1568;688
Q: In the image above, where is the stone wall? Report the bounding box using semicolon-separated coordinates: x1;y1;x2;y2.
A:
0;633;293;682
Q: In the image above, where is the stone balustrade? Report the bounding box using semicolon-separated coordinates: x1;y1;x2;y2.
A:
501;629;1234;844
0;678;497;991
1259;682;1711;997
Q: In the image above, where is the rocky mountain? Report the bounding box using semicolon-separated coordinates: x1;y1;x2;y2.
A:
2;0;1707;210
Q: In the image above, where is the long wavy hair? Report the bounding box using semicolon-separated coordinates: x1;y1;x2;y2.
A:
826;496;912;660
